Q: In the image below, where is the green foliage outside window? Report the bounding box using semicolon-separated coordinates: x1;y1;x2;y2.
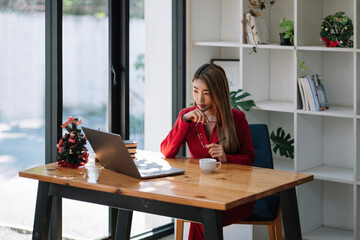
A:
0;0;145;19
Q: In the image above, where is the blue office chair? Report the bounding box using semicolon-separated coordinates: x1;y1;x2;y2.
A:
236;124;282;240
175;124;282;240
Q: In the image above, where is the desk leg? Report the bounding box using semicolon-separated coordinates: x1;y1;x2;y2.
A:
202;209;223;240
115;209;133;240
49;197;62;240
280;187;302;240
33;181;52;240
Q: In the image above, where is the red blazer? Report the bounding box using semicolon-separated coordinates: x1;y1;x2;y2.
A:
160;106;255;165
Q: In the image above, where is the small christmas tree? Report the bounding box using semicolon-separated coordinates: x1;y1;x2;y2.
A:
57;116;89;168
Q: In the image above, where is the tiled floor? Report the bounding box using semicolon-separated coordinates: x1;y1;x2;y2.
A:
0;226;175;240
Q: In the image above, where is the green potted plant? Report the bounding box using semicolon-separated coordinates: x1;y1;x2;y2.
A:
278;17;306;70
279;17;294;46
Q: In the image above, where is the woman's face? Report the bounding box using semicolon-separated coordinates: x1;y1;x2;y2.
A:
193;78;213;112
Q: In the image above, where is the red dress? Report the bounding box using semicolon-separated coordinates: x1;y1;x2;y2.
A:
161;106;256;240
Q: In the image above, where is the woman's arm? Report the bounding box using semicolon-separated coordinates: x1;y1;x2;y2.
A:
160;109;192;158
226;111;255;165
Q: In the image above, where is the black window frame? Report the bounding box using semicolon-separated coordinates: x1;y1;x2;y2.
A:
44;0;186;238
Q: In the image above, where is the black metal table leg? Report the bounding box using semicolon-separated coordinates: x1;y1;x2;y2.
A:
49;197;62;240
109;207;118;238
202;208;223;240
115;209;133;240
280;187;302;240
32;181;53;240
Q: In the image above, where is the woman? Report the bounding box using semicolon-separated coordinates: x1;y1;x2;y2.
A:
160;63;255;239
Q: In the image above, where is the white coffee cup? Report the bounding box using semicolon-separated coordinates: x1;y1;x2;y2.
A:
199;158;221;173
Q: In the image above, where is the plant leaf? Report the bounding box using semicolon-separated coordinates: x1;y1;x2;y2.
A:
237;100;256;111
230;89;256;111
270;127;294;159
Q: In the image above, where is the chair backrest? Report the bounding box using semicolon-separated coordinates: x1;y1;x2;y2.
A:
247;124;279;221
248;124;273;169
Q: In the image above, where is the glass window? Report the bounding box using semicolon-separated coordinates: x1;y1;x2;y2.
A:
62;0;109;239
129;0;145;149
129;0;173;237
0;0;45;231
0;0;174;237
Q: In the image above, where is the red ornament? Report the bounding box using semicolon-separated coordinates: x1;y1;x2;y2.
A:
58;160;85;168
321;36;339;47
78;151;89;163
61;116;83;128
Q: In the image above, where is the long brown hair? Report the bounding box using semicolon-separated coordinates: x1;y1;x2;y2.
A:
193;63;239;153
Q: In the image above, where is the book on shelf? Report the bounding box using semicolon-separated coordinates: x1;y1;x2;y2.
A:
314;74;329;110
305;76;316;111
300;77;314;111
297;77;306;110
307;75;320;111
297;74;329;111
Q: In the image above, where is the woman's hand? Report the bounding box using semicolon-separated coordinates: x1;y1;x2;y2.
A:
182;109;209;124
205;143;227;163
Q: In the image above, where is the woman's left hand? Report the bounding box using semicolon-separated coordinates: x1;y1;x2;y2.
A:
205;143;227;163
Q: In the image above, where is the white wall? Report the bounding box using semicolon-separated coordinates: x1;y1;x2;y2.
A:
144;0;172;152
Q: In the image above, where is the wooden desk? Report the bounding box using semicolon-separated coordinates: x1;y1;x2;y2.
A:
19;151;313;240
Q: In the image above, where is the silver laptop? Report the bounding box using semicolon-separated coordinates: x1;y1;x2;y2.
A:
82;127;185;179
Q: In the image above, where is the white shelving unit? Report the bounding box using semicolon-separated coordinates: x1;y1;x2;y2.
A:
187;0;360;239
